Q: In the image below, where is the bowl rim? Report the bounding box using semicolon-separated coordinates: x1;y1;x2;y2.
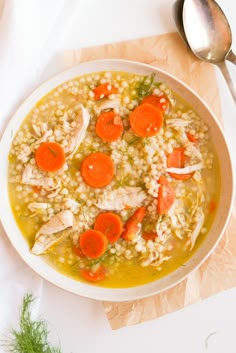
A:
0;58;234;302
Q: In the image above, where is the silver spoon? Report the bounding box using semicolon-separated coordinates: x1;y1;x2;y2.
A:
173;0;190;47
173;0;236;65
182;0;236;105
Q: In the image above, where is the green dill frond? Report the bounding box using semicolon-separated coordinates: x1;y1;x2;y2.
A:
2;292;62;353
135;73;160;101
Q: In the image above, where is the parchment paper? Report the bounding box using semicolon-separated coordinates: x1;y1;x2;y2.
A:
64;33;236;329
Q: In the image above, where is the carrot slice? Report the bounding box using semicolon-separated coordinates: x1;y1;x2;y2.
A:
81;265;106;282
129;103;163;137
167;147;194;180
157;176;175;215
73;245;85;258
32;186;41;193
186;132;198;143
79;230;108;259
35;142;65;172
141;94;169;113
80;152;115;188
94;212;123;243
122;206;146;241
93;83;118;100
95;111;124;142
142;232;158;241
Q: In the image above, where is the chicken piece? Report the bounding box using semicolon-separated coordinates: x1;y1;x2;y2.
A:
166;162;204;175
189;208;205;251
31;210;74;255
141;250;159;267
64;104;90;157
22;164;56;189
165;119;190;128
31;233;65;255
28;202;49;214
31;130;53;149
64;198;80;214
96;98;120;113
96;186;147;210
35;209;74;236
17;145;32;162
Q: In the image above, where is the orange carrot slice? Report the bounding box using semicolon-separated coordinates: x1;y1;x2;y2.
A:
141;94;169;113
81;265;106;282
129;103;163;137
73;245;85;258
142;232;158;241
122;206;146;241
167;147;194;180
80;152;115;188
95;111;124;142
93;83;118;100
157;176;175;215
32;186;41;193
35;142;65;172
186;132;198;143
94;212;123;243
79;230;108;259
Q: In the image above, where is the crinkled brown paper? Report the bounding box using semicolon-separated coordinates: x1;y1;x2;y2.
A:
64;33;236;329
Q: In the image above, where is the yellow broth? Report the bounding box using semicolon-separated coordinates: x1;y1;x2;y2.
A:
8;71;220;288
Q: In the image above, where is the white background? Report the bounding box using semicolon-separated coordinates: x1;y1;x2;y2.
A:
0;1;236;352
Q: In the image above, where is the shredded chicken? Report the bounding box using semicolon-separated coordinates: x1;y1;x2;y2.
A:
31;233;66;255
155;221;169;243
189;208;205;251
141;250;159;267
28;202;49;214
47;186;61;198
151;255;171;267
22;164;56;189
17;145;32;162
64;104;90;157
31;210;74;255
165;119;190;128
96;98;120;113
31;130;53;149
64;198;80;214
96;186;147;210
166;162;204;174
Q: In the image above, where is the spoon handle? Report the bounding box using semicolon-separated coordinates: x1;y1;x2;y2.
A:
217;61;236;106
226;49;236;66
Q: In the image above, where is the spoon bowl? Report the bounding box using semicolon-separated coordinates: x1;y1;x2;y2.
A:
173;0;236;65
182;0;236;104
173;0;189;45
183;0;232;63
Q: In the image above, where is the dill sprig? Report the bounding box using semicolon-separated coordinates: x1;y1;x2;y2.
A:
2;292;62;353
135;73;160;101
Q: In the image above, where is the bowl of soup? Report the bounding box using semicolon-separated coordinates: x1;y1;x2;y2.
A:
0;59;233;301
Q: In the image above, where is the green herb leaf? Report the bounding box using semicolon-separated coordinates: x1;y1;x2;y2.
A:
135;73;159;101
2;292;62;353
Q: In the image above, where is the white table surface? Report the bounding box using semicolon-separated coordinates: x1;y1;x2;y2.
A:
1;1;236;352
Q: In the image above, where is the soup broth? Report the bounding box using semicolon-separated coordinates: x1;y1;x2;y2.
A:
8;71;219;287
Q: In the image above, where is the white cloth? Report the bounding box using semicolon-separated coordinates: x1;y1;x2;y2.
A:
0;0;81;328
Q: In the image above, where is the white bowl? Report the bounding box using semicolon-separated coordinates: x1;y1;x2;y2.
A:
0;59;234;301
